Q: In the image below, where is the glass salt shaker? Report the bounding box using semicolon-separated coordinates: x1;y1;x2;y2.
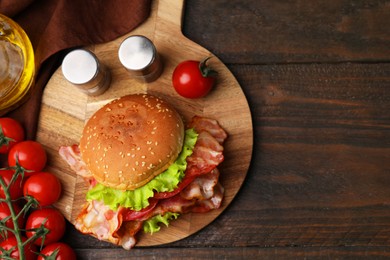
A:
61;49;111;96
118;35;163;83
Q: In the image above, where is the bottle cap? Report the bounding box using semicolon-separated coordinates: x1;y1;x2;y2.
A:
62;49;99;85
118;35;162;82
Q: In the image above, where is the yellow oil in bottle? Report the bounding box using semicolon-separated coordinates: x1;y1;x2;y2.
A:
0;14;35;116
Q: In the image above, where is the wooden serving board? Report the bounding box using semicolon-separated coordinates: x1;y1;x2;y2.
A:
36;0;253;247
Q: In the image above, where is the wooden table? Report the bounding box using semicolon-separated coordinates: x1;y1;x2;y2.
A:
60;0;390;258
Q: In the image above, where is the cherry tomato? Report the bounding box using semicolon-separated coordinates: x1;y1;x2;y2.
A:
0;236;37;260
0;118;25;154
0;169;23;200
8;141;47;175
172;57;216;98
37;242;77;260
23;172;62;206
25;208;66;246
0;202;25;235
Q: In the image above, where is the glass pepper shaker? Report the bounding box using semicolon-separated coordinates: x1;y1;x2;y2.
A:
118;35;163;83
61;49;111;96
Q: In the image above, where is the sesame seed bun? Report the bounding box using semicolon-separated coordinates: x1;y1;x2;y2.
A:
79;94;185;190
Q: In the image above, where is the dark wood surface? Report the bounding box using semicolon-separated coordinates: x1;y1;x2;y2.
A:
62;0;390;259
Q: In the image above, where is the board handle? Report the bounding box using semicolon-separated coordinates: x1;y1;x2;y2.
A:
156;0;185;35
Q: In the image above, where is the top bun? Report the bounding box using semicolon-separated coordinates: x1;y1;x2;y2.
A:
79;94;185;190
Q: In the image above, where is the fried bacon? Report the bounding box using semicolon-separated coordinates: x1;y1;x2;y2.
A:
59;116;227;250
75;169;224;249
59;145;96;186
188;116;228;145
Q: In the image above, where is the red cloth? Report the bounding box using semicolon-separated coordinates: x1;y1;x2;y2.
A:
0;0;152;139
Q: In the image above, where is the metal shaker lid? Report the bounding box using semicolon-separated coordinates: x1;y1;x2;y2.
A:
118;35;156;71
62;49;99;84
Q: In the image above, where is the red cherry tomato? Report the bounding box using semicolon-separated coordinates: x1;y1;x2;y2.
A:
0;118;25;154
0;202;25;234
25;208;66;246
37;242;77;260
0;236;37;260
0;169;23;200
23;172;62;206
172;57;216;98
8;141;47;175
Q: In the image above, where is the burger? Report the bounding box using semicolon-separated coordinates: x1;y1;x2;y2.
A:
59;94;227;249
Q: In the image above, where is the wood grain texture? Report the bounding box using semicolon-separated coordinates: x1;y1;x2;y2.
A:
37;0;390;258
36;0;252;248
183;0;390;64
64;247;390;260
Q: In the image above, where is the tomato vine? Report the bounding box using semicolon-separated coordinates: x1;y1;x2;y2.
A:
0;162;48;260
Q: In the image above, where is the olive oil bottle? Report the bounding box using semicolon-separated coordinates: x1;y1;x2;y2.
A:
0;14;35;116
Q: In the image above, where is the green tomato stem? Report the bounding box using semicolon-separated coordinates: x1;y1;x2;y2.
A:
0;175;25;260
0;163;50;259
199;56;217;78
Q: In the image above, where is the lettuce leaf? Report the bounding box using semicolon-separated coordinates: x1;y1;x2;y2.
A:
143;212;180;234
86;128;198;211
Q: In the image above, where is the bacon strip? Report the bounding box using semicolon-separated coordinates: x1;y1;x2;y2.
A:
59;145;96;186
75;169;224;249
154;131;224;199
188;116;228;144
